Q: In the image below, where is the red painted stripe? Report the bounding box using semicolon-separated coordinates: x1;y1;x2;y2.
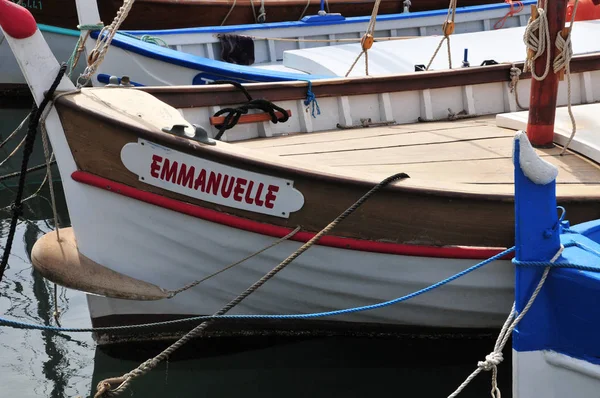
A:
71;171;511;260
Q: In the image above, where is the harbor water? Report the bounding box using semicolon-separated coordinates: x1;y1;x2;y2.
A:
0;107;513;398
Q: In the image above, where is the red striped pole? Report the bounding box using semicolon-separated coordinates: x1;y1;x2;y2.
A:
525;0;569;148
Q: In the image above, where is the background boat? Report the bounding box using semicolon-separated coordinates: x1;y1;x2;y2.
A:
19;0;510;29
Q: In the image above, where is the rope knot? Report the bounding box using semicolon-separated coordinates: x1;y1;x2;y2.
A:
478;352;504;371
509;65;521;92
10;203;23;218
303;82;321;118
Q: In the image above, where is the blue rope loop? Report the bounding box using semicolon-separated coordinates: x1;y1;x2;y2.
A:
303;81;320;118
0;246;515;333
513;240;600;272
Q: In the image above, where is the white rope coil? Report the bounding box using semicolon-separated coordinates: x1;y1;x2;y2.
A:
522;8;551;81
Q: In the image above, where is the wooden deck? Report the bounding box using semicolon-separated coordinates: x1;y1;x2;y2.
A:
235;116;600;188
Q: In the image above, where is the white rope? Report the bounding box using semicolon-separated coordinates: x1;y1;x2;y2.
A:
448;244;564;398
221;0;237;25
425;0;457;70
78;0;137;85
556;0;579;155
298;0;311;20
509;64;525;109
258;0;266;23
522;7;551;81
344;0;383;76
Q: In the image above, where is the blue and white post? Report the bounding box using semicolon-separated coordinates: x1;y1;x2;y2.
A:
512;131;600;397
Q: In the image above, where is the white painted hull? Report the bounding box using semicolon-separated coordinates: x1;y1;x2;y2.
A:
147;6;533;66
513;350;600;398
83;5;534;86
75;182;514;330
0;28;80;86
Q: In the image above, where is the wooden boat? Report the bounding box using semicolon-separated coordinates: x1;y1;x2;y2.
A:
17;0;508;30
76;0;539;86
82;134;600;396
0;0;533;104
3;0;600;343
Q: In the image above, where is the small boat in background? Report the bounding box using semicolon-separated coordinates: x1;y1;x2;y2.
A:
0;0;536;99
75;0;538;86
18;0;512;30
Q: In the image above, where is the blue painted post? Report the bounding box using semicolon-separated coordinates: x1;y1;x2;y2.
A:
512;132;560;348
320;0;325;13
462;48;469;67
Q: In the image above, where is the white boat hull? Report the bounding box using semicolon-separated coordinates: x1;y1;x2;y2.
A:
74;181;514;334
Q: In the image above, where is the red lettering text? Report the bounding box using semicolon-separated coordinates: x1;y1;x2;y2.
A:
254;183;265;207
244;181;255;205
160;159;178;183
233;178;247;202
150;155;163;178
207;171;222;195
265;185;279;209
194;169;206;192
221;175;235;198
177;164;195;188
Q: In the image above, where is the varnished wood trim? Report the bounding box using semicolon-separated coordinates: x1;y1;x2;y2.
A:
210;110;292;126
54;102;600;248
140;53;600;109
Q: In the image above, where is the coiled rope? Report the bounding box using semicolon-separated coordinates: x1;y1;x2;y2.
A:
0;64;66;284
522;7;551;81
93;172;409;397
209;80;290;140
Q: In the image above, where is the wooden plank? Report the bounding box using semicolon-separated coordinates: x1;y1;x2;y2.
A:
237;117;497;149
209;110;292;126
341;154;600;184
250;126;513;156
279;136;563;166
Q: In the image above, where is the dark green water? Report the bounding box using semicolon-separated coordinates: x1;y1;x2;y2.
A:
0;108;513;398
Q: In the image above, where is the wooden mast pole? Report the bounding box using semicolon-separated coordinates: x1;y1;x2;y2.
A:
525;0;570;148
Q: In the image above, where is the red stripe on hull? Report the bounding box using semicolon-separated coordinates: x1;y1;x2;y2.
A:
71;171;511;260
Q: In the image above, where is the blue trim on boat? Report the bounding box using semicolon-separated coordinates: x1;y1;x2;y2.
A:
512;133;600;366
97;74;145;86
121;0;536;36
38;23;80;37
90;31;329;84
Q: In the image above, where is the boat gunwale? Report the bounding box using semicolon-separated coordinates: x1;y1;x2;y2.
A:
54;91;600;202
138;52;600;109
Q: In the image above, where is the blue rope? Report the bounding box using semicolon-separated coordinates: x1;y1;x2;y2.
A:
303;81;320;118
0;246;515;333
513;240;600;272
